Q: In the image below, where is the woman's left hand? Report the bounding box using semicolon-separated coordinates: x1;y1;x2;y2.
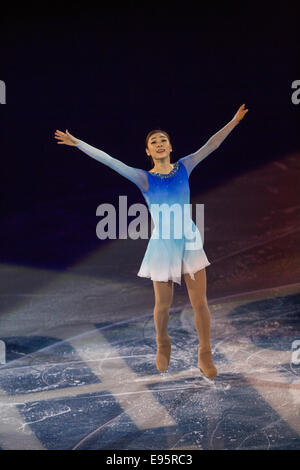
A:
234;103;249;122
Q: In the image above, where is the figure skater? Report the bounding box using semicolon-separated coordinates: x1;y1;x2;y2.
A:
54;103;248;378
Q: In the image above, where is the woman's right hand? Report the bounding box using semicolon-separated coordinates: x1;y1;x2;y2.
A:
54;129;79;146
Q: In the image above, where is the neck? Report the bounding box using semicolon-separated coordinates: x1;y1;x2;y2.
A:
151;157;173;173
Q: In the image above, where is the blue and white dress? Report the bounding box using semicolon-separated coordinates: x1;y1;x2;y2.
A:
75;119;238;285
136;159;210;285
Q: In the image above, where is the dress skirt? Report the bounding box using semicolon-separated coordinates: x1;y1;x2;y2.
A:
137;221;211;285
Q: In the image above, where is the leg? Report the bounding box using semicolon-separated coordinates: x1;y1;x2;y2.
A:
152;279;173;371
152;279;173;340
184;268;217;377
184;268;211;349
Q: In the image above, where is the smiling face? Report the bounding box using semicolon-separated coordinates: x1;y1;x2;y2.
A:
146;132;173;163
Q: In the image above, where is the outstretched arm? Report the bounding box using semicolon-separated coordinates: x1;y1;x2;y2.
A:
54;130;149;193
179;104;249;177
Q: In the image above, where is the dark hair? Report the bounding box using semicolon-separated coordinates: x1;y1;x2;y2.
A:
145;129;172;168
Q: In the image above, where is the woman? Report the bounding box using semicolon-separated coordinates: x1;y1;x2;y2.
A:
54;103;248;378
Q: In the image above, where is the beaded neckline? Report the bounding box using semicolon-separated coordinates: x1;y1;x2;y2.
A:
148;161;179;179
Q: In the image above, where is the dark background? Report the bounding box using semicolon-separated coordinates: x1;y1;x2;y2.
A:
0;1;299;269
0;3;300;452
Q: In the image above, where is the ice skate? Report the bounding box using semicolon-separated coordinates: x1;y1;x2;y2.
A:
198;346;218;378
155;336;171;372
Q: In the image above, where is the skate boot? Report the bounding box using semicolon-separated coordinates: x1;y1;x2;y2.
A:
198;346;218;378
155;335;171;372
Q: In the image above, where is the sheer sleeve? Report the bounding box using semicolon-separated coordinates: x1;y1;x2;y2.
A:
179;117;240;177
76;139;149;193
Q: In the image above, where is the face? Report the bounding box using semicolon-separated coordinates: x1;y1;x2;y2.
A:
146;132;172;161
